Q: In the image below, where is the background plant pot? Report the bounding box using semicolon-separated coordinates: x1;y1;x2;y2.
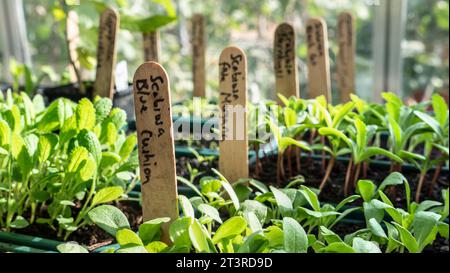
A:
0;82;12;92
39;82;135;124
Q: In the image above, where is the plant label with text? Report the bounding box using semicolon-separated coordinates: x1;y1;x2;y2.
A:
94;8;119;99
133;62;178;244
218;46;249;183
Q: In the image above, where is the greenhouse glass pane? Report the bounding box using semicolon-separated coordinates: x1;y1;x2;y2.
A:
402;0;449;102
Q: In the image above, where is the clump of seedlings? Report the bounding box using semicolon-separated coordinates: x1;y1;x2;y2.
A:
263;92;448;202
0;91;138;239
58;170;448;253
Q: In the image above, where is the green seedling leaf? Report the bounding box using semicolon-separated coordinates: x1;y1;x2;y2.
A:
200;177;222;195
60;200;76;207
198;204;222;224
283;217;308;253
357;180;376;202
392;222;419;253
413;211;441;251
244;211;263;232
92;186;124;206
414;110;444;139
76;98;95;131
270;186;293;210
299;185;320;211
368;218;388;239
145;241;168;253
237;232;269;253
67;146;89;173
179;195;195;218
117;229;144;247
431;93;448;128
57;242;89;253
37;134;58;164
94;97;113;124
352;238;382;253
189;219;211;253
319;226;343;244
170;217;193;247
10;216;29;229
318;242;355;253
119;133;137;160
212;216;247;244
335;195;360;211
77;129;102;165
241;200;268;225
213;169;240;210
87;205;130;236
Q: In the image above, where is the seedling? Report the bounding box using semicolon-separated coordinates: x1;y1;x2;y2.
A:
320;116;403;196
316;100;355;191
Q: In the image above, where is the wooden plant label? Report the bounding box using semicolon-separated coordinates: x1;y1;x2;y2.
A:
94;8;119;99
192;14;206;98
133;62;178;244
337;12;356;103
218;47;249;183
274;23;299;102
306;18;331;102
143;31;160;62
66;10;81;83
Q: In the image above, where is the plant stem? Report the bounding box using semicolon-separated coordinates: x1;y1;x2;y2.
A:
344;159;354;197
295;146;301;172
286;147;292;178
320;136;326;171
319;156;335;192
415;171;427;203
363;161;368;178
353;163;361;187
277;153;282;186
428;162;443;197
308;129;316;167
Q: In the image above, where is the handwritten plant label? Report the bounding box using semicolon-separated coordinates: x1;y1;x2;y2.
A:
306;18;331;102
219;46;249;183
66;10;81;84
94;8;119;99
337;12;356;102
192;14;206;98
133;62;178;244
274;23;299;101
143;31;160;62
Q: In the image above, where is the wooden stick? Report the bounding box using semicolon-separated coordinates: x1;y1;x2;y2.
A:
94;8;119;99
337;12;356;103
143;31;160;62
306;18;331;102
219;46;249;183
192;14;206;98
66;10;81;84
274;22;299;102
133;61;178;244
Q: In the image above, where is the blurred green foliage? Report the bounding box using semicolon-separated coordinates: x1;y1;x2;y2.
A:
403;0;449;97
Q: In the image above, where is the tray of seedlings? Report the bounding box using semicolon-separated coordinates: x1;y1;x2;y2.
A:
0;10;448;255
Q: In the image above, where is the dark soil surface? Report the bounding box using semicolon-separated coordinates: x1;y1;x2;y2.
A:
18;201;142;251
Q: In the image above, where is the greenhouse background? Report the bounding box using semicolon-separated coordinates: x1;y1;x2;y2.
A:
1;0;448;103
